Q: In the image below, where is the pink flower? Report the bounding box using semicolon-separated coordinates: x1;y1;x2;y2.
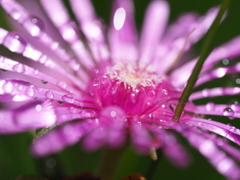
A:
0;0;240;179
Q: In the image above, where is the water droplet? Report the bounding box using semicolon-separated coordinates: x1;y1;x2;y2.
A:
3;81;13;93
34;69;39;75
69;58;80;71
222;58;229;65
111;82;120;94
223;107;234;120
93;79;100;86
45;91;54;99
130;92;137;103
230;126;237;132
68;106;77;113
202;89;208;97
227;123;232;129
198;122;203;126
100;76;108;85
12;63;25;73
62;94;74;104
41;80;48;84
11;8;21;20
26;86;35;97
57;81;67;89
51;42;59;50
3;32;27;53
39;55;47;64
23;16;45;37
206;102;214;111
35;104;42;111
162;89;168;95
147;90;155;98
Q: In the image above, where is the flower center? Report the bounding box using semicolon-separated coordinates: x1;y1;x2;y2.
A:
91;63;180;118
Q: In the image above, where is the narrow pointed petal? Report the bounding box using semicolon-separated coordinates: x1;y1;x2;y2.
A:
109;0;138;63
190;87;240;101
139;0;169;65
40;0;96;71
0;101;56;133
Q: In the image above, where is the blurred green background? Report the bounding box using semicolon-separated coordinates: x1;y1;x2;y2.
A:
0;0;240;179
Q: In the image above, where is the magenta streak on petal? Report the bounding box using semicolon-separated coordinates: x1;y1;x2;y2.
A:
69;0;110;62
0;0;90;82
109;0;138;63
0;79;98;108
139;0;169;65
0;101;56;133
39;0;96;70
0;56;81;95
189;87;240;101
177;127;240;180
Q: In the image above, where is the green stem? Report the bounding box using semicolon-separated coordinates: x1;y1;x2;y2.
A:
97;147;125;180
172;0;231;122
146;149;163;180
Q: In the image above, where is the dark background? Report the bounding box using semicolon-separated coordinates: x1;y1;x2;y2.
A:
0;0;240;179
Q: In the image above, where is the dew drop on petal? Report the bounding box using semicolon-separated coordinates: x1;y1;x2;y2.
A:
45;90;54;99
26;86;35;97
130;92;137;103
101;106;126;121
93;79;100;86
34;69;39;75
113;8;126;30
2;81;13;93
57;81;67;89
223;107;234;120
24;16;45;37
147;89;155;98
68;106;77;113
162;89;168;95
111;83;120;94
100;76;108;85
62;94;74;104
12;63;25;73
3;32;27;53
206;102;214;111
11;8;21;20
35;104;42;112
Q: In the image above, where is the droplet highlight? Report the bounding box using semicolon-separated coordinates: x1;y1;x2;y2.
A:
62;94;74;104
3;32;27;53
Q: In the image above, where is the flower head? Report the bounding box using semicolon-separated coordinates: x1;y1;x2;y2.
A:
1;0;240;179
